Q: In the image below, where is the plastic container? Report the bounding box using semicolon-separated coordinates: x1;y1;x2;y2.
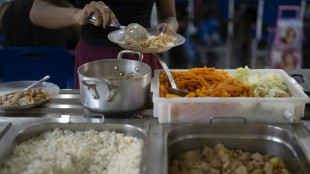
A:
151;69;310;123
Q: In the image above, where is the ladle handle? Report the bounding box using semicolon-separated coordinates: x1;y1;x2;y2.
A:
89;16;125;28
152;53;177;89
23;75;50;91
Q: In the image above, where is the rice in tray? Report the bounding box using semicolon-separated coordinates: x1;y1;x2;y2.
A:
0;128;143;174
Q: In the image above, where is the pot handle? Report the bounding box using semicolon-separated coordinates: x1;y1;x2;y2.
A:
82;77;118;101
117;50;144;62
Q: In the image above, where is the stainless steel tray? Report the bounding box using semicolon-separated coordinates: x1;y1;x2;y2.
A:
163;124;310;174
0;116;309;174
0;116;151;173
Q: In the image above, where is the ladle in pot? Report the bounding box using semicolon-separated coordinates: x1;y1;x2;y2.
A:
152;54;192;97
89;16;148;41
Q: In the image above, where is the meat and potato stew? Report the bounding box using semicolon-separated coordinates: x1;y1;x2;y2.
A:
0;88;48;106
169;143;290;174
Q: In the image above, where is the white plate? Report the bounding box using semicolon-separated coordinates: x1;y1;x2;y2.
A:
0;81;60;110
108;28;185;53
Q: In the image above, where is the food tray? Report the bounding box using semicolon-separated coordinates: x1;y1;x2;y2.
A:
0;117;309;174
0;117;149;174
165;124;310;174
151;69;310;123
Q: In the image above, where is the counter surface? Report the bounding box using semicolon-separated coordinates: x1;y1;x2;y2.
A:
0;89;153;118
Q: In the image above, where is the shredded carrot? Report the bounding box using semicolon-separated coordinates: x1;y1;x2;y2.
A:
166;94;182;98
159;66;253;97
184;92;196;97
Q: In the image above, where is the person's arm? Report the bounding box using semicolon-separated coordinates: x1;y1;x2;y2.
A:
0;1;12;29
156;0;179;33
30;0;82;29
30;0;118;29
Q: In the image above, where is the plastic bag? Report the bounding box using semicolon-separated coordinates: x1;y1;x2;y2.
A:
273;6;303;48
270;6;303;71
271;48;302;72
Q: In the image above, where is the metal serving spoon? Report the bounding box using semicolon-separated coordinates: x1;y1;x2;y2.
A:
152;54;192;97
23;75;50;91
89;16;148;41
89;16;126;28
126;23;148;41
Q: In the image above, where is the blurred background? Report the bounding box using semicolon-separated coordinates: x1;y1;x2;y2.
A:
1;0;310;88
170;0;310;70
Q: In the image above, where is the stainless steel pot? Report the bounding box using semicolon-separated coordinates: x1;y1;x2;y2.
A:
78;50;151;112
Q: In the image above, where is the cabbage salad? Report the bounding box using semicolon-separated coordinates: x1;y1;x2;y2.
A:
234;66;290;97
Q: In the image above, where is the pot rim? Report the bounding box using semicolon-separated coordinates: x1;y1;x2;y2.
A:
78;58;152;80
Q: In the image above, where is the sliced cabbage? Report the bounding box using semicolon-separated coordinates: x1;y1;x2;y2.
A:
235;66;250;84
235;67;290;97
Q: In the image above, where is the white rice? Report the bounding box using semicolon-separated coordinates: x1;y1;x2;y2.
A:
0;128;143;174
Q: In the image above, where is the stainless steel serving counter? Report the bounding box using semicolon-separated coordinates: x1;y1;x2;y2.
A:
1;89;310;128
0;89;310;174
0;89;154;118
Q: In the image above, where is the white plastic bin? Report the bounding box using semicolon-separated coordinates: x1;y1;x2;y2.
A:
151;69;310;123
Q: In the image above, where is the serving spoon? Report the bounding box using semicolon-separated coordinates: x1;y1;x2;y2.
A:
126;23;148;41
23;75;50;91
89;16;148;41
152;54;192;97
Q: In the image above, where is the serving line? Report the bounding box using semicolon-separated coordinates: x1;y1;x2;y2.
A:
0;89;310;131
0;89;310;173
0;89;310;132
